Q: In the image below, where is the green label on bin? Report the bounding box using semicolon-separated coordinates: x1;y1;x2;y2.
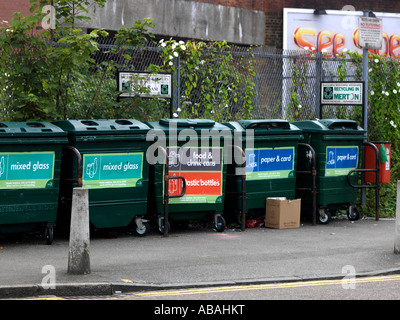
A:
325;146;358;176
83;153;143;189
0;152;55;189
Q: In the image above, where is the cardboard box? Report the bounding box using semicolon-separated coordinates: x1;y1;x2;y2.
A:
265;198;301;229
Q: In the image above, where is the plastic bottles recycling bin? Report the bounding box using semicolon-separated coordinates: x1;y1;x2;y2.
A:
223;120;303;226
53;119;152;236
293;119;365;224
0;122;68;244
144;118;230;233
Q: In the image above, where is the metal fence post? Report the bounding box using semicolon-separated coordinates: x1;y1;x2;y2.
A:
172;56;181;118
315;51;323;119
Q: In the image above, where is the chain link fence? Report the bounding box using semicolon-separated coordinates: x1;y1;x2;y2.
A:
89;39;364;122
0;36;363;123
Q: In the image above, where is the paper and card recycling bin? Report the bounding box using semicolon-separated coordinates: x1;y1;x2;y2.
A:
223;120;303;226
293;119;365;224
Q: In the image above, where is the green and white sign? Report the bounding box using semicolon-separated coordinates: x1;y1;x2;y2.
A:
0;152;55;189
321;82;364;105
83;153;143;189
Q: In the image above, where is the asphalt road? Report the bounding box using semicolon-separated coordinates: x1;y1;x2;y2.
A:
1;217;400;299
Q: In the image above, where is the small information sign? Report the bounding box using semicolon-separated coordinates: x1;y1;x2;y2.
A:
320;82;364;106
117;71;172;99
358;17;383;50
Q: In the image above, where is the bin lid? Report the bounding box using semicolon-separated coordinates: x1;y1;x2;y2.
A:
293;119;365;134
224;119;302;136
0;122;66;137
158;118;216;128
53;119;150;135
145;118;229;135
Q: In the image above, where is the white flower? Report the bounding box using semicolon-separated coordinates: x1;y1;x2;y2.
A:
200;60;205;65
171;43;178;49
173;113;178;118
168;61;173;66
161;42;166;47
397;82;400;87
177;108;181;112
386;91;389;96
371;90;374;95
304;46;309;50
180;45;186;50
179;41;185;45
343;48;348;52
369;68;372;72
159;39;164;44
390;120;397;128
168;55;173;60
394;89;398;94
298;104;302;109
173;51;179;57
375;58;379;63
311;47;315;51
321;48;327;53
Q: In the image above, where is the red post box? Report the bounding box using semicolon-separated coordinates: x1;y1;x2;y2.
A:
364;142;391;183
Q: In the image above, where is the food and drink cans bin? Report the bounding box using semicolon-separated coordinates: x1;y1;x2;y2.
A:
144;118;230;233
292;119;365;224
0;122;68;244
223;120;303;226
53;119;152;236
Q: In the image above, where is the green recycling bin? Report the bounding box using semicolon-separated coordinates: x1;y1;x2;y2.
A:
53;119;152;236
292;119;365;224
0;122;68;244
223;120;303;225
144;118;230;233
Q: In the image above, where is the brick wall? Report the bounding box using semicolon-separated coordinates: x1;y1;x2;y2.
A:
193;0;400;12
192;0;266;11
193;0;400;47
0;0;31;24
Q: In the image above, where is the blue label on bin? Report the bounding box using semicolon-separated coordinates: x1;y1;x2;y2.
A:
245;147;294;180
325;146;358;176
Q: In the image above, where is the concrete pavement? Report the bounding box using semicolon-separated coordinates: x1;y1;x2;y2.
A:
1;217;400;298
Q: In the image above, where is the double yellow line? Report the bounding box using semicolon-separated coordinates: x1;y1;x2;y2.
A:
134;274;400;298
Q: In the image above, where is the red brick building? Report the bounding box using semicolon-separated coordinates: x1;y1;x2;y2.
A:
0;0;31;24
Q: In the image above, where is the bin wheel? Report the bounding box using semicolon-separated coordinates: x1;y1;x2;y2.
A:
318;209;331;224
348;206;360;221
214;215;226;232
134;222;150;237
45;226;53;245
158;217;170;235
